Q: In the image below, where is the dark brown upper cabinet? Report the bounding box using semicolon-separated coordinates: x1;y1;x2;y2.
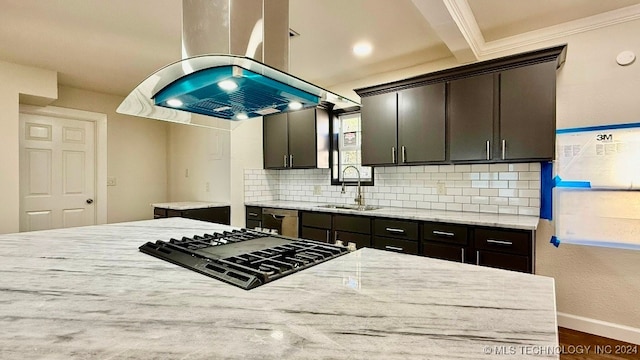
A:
398;84;446;163
356;44;567;164
263;108;329;169
448;74;495;162
361;83;445;166
361;92;397;166
499;61;557;161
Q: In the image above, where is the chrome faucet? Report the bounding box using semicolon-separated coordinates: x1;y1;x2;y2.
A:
341;166;364;209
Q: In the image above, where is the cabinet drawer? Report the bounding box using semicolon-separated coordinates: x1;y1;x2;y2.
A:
373;236;418;255
333;215;371;234
246;206;262;220
374;219;418;240
301;212;331;229
154;207;167;218
474;228;531;256
422;242;466;263
334;230;371;249
422;222;468;245
246;219;261;230
301;226;330;243
477;250;531;273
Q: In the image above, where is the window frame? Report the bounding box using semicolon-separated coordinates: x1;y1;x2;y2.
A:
330;107;374;186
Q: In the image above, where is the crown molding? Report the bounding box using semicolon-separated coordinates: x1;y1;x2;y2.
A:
478;3;640;57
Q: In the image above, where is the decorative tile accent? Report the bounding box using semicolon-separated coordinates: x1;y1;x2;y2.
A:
244;162;542;215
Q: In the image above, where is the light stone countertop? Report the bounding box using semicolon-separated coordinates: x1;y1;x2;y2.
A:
0;218;557;359
246;200;540;230
152;201;231;210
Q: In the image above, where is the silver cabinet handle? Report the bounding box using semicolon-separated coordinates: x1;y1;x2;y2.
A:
385;245;403;251
401;145;406;163
476;250;480;265
334;231;338;243
391;146;396;163
432;230;455;237
289;154;293;168
501;139;506;160
461;248;465;263
486;140;490;160
385;227;406;234
248;212;258;217
326;230;330;243
487;239;513;246
283;154;288;167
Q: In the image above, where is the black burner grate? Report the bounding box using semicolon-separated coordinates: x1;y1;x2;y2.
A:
139;229;349;290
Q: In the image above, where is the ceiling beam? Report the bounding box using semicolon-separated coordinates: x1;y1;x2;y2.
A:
410;0;484;63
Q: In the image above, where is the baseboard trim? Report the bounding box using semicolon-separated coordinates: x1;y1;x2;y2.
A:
557;312;640;345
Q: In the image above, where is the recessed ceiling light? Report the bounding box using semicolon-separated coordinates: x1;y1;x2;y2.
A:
218;79;238;91
353;42;372;57
166;98;183;107
236;113;249;120
289;101;303;110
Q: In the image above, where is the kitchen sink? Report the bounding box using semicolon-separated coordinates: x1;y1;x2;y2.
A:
317;204;382;211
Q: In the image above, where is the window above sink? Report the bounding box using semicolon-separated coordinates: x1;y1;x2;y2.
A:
331;110;374;186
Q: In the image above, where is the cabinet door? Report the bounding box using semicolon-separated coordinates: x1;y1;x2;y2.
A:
422;241;467;263
287;108;317;168
449;74;495;161
500;61;557;160
361;92;398;166
398;83;445;163
263;113;289;169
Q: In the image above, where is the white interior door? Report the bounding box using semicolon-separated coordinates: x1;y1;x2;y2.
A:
19;112;96;231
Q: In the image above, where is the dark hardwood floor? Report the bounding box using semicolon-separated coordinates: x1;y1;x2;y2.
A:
558;327;638;360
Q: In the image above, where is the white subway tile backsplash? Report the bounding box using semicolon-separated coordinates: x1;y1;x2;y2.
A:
509;180;529;189
446;203;463;211
471;164;489;172
489;163;509;172
439;165;455;173
499;172;518;180
498;189;518;197
244;161;542;215
463;188;480;196
463;204;480;212
479;188;499;197
508;163;530;171
432;202;446;210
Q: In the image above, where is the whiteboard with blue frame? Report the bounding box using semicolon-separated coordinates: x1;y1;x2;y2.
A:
554;123;640;250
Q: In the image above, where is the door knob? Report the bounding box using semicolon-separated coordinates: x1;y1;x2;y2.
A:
86;199;94;204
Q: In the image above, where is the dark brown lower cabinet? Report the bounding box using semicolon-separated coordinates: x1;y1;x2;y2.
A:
422;242;466;263
245;206;262;229
373;236;418;255
301;226;330;243
473;227;533;273
300;211;331;243
155;206;230;225
335;230;371;249
476;250;531;273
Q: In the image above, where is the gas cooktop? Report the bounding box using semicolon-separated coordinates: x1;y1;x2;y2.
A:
139;228;350;290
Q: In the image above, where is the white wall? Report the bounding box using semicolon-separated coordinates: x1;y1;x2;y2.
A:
167;120;231;204
0;61;57;234
328;19;640;340
230;118;263;226
52;86;169;223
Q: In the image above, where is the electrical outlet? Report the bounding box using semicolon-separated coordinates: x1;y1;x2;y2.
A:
436;181;446;195
107;177;117;186
205;182;210;192
313;185;322;195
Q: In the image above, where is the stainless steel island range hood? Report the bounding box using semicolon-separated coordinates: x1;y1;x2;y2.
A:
117;0;358;125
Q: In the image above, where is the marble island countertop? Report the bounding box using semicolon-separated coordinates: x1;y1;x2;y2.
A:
246;200;540;230
0;218;557;359
151;200;230;210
